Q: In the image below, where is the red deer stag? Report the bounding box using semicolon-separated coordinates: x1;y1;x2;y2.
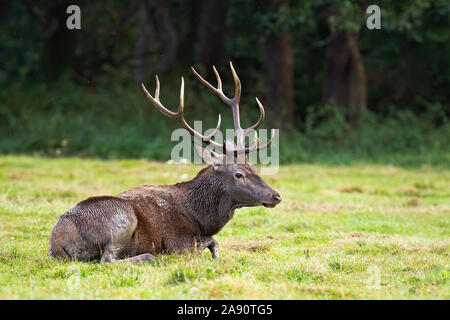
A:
49;62;281;263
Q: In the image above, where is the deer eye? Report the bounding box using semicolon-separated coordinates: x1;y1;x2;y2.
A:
234;172;243;179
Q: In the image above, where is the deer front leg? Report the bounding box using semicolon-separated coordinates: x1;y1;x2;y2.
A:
193;236;219;259
102;243;156;264
199;236;219;259
124;253;157;264
101;231;157;264
209;239;219;259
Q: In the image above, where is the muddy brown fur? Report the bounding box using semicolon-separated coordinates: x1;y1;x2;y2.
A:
49;162;281;263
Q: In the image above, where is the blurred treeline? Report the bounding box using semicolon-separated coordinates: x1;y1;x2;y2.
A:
0;0;449;166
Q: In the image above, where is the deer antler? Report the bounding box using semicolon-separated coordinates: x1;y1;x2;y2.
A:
142;63;274;155
141;76;222;148
191;62;275;154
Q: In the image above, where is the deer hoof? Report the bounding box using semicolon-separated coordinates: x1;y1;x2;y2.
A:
211;249;219;259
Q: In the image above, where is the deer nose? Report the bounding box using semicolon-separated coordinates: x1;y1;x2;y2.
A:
272;193;282;203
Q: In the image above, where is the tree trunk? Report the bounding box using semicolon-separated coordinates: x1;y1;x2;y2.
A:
144;0;178;72
41;0;78;81
135;0;152;82
0;0;11;19
322;31;367;126
265;32;295;128
194;0;230;73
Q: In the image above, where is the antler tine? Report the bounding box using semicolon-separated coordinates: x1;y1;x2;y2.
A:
253;128;276;152
177;77;222;143
231;129;276;155
155;75;160;100
212;66;222;91
243;97;265;134
141;76;177;118
191;66;230;104
141;77;222;147
192;64;241;129
229;61;241;106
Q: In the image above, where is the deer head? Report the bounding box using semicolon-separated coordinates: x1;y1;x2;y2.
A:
141;62;281;210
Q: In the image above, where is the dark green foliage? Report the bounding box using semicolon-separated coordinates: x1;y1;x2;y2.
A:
0;81;448;167
0;1;448;164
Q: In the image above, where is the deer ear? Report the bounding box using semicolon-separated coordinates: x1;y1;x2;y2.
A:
193;143;224;168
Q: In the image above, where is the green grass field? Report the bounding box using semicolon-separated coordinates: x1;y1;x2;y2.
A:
0;156;448;299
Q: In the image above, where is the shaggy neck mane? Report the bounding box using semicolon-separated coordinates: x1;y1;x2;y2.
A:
176;166;235;236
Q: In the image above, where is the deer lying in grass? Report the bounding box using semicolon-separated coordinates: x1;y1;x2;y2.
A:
49;62;281;263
